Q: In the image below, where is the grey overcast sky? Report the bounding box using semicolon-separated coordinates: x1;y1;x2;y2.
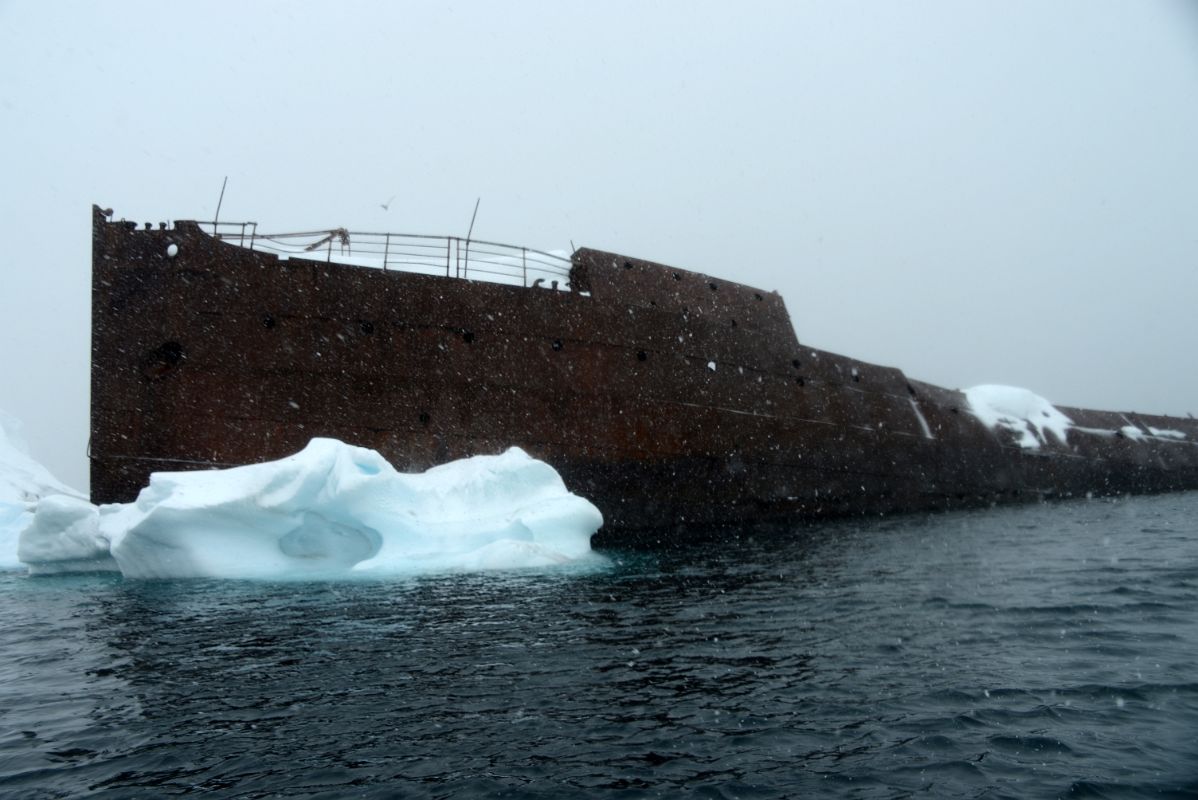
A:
2;0;1197;490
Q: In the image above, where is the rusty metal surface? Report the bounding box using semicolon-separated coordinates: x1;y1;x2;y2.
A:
90;206;1198;545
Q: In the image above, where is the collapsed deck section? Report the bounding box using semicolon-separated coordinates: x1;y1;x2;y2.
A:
91;207;1198;539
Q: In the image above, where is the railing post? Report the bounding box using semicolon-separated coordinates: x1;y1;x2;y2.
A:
327;237;332;263
249;223;257;251
445;238;452;277
383;233;390;271
522;248;527;287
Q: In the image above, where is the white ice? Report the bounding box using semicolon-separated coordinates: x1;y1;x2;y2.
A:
0;409;84;570
964;385;1074;449
7;431;603;579
19;495;116;576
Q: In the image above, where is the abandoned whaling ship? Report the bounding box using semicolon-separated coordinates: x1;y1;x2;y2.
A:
91;206;1198;543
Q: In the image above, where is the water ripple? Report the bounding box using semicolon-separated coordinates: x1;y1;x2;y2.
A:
1;493;1197;797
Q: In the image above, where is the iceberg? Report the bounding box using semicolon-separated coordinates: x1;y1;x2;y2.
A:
18;495;116;576
7;431;603;579
0;409;85;570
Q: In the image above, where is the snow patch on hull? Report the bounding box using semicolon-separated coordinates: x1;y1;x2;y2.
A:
965;385;1074;448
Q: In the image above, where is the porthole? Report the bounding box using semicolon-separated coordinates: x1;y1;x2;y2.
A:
462;330;475;344
792;359;800;369
359;320;374;335
551;339;563;351
158;341;184;365
418;412;430;426
637;350;647;362
142;340;185;381
795;376;805;387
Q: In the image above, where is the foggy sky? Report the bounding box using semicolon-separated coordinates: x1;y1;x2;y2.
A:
2;0;1196;490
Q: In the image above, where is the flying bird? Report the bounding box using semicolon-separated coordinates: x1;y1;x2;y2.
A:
379;195;396;211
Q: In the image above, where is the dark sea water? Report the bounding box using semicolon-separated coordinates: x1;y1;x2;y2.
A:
2;493;1197;799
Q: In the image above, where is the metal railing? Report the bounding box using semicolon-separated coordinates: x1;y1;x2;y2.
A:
197;221;574;290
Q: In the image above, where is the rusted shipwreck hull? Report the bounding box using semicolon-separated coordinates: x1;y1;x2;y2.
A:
91;206;1198;544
